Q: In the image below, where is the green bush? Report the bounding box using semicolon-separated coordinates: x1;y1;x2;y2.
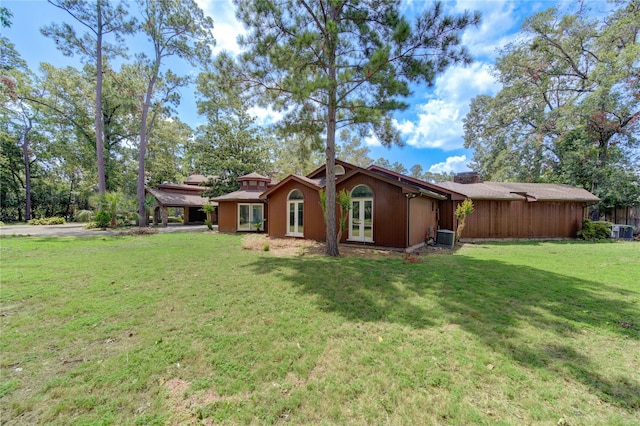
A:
28;217;66;226
117;216;133;227
74;210;94;223
578;219;612;240
0;221;5;227
168;216;183;223
94;210;111;228
205;219;213;230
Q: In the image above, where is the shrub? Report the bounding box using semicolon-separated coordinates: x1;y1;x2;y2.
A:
455;199;475;241
578;219;612;240
75;210;94;223
0;221;5;227
263;242;270;252
168;217;183;224
28;217;66;226
117;216;132;227
205;219;213;230
94;210;111;228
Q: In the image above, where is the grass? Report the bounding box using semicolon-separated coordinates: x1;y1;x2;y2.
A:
1;234;638;425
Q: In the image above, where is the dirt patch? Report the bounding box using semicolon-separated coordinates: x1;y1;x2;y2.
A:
163;378;232;425
241;234;402;259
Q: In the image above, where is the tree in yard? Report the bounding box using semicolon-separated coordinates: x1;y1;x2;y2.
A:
234;0;480;255
188;110;272;199
463;2;640;210
454;198;474;242
335;131;373;167
42;0;136;196
135;0;214;226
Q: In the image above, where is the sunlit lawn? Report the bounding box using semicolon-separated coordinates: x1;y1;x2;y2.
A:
1;233;638;425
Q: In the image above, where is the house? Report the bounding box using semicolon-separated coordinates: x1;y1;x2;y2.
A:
146;174;215;226
436;172;600;239
215;161;449;249
212;162;600;247
211;173;272;233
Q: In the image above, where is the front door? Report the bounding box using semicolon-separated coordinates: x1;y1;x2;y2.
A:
349;185;373;242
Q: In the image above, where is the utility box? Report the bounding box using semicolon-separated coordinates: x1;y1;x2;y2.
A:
436;229;455;248
611;224;634;241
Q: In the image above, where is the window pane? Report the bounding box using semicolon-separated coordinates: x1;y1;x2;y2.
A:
288;189;303;200
351;185;373;198
289;202;295;233
239;205;250;230
351;201;360;235
298;202;304;230
252;205;263;222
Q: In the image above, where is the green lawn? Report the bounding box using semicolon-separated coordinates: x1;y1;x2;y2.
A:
1;234;638;425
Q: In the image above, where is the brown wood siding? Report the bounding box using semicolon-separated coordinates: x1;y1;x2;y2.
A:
409;197;438;246
267;181;325;241
217;201;268;233
337;174;408;248
217;202;237;232
462;200;586;238
438;200;455;231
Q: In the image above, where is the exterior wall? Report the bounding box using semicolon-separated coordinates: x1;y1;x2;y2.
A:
438;199;455;232
267;181;324;241
217;201;237;232
462;200;586;238
408;196;439;246
217;201;269;233
337;174;408;248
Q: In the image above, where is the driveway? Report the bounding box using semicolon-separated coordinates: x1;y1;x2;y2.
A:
0;223;210;237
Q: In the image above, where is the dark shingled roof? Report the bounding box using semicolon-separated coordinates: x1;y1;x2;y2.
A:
147;188;214;207
435;181;600;202
211;190;265;202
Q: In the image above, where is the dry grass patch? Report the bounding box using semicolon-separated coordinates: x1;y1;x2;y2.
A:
242;234;401;259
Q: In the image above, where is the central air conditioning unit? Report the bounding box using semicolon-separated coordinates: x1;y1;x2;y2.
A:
611;224;633;241
436;229;455;248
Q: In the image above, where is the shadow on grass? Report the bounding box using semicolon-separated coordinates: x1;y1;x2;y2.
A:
248;253;639;410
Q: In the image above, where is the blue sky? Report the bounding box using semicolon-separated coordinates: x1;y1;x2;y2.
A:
3;0;575;174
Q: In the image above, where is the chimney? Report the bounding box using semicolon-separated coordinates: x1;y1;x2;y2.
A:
454;172;481;184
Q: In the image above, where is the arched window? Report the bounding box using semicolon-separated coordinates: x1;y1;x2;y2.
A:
335;164;346;176
287;189;304;237
350;185;373;242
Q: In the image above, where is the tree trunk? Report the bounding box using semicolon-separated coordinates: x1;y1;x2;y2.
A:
21;119;32;222
324;5;339;257
137;73;158;227
95;0;106;195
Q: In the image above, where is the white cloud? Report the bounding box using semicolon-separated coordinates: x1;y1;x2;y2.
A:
428;155;471;174
396;99;462;149
247;105;283;126
395;62;500;150
195;0;246;54
364;131;382;147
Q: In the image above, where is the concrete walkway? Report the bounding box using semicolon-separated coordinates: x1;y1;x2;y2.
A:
0;223;210;237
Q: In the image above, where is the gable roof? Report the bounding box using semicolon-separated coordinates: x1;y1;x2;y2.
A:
436;181;600;202
338;167;445;198
259;174;322;199
366;165;466;200
260;163;447;200
306;159;359;179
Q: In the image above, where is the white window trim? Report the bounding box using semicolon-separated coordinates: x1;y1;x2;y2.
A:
286;200;304;237
349;185;374;242
238;203;264;231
